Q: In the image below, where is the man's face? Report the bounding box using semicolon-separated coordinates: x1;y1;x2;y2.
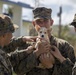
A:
34;19;53;29
4;32;12;46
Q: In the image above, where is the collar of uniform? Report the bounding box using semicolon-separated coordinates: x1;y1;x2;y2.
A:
0;46;5;55
49;35;54;44
49;35;58;47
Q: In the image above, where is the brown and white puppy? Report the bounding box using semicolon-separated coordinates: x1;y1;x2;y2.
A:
36;27;50;42
34;25;55;69
35;25;50;39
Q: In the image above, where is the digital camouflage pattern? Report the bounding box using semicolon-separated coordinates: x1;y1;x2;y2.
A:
71;14;76;75
3;37;29;53
0;42;34;75
33;7;52;20
0;35;75;75
0;48;12;75
72;62;76;75
0;14;18;35
12;35;75;75
0;13;75;75
0;14;33;75
70;14;76;27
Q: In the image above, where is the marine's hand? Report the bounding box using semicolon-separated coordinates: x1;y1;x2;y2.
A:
34;40;50;57
22;36;38;42
26;46;34;54
50;46;66;63
39;52;55;68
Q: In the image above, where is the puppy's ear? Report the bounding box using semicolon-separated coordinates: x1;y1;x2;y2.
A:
35;25;40;31
32;21;35;26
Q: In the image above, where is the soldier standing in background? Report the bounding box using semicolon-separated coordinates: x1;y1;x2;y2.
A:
69;14;76;75
70;14;76;32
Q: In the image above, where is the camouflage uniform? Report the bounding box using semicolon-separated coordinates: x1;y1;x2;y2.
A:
13;7;75;75
70;14;76;75
3;37;29;53
70;14;76;28
0;47;12;75
72;62;76;75
0;9;75;75
0;14;36;75
13;35;75;75
0;44;37;75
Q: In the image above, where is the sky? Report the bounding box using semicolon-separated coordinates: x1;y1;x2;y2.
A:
10;0;76;25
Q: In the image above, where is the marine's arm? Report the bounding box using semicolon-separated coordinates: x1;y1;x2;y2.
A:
59;43;75;75
3;36;35;53
8;47;38;75
3;37;28;53
8;41;50;75
72;62;76;75
50;42;75;75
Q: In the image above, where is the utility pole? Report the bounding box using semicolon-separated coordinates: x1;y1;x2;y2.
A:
33;0;40;36
57;6;62;38
35;0;39;8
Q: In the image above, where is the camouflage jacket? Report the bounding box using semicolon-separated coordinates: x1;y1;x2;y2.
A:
0;46;37;75
13;35;75;75
3;37;29;53
0;48;12;75
72;62;76;75
0;37;32;75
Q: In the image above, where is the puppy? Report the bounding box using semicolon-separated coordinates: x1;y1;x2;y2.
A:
34;25;55;69
32;25;50;48
35;25;50;43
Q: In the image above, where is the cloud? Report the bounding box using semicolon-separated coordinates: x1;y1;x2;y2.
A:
53;8;76;25
12;0;76;25
69;0;76;3
40;0;76;8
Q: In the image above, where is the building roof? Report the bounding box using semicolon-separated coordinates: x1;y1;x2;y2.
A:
1;0;33;9
23;19;32;23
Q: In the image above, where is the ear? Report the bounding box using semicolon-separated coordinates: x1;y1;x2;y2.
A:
35;25;40;31
32;21;40;31
32;21;35;26
50;19;54;26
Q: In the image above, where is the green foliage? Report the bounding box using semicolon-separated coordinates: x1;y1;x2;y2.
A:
29;27;38;36
53;25;76;55
13;72;17;75
29;25;76;55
